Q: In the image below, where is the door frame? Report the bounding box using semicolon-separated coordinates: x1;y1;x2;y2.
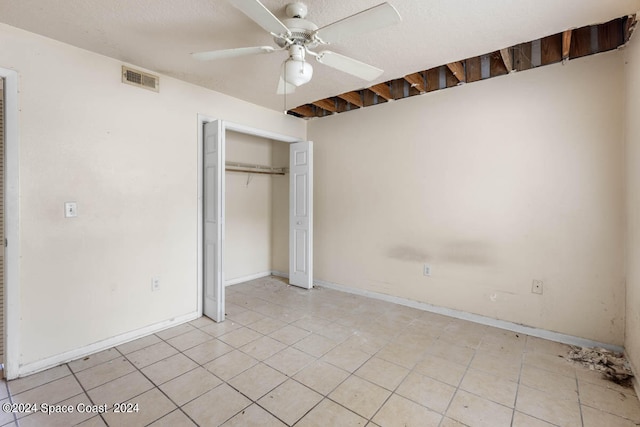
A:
1;68;20;379
197;115;303;319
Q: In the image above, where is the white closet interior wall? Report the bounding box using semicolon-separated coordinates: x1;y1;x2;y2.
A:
225;131;289;283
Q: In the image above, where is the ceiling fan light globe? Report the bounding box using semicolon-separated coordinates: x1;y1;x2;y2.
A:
282;60;313;87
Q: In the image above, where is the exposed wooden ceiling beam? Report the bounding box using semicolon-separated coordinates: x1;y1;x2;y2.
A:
404;73;426;93
500;48;513;72
337;91;363;108
446;62;466;83
425;68;439;92
288;14;631;119
335;97;349;113
368;83;392;100
562;29;573;60
288;105;314;118
312;98;338;113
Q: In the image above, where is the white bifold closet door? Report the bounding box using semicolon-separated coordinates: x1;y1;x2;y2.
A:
289;141;313;289
203;120;225;321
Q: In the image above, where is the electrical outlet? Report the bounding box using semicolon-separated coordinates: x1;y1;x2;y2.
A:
152;277;160;292
423;264;432;277
531;279;543;294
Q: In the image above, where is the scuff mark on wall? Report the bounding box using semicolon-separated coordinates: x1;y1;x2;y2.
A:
387;245;430;263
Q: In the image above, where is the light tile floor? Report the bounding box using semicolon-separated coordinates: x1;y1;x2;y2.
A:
1;275;639;426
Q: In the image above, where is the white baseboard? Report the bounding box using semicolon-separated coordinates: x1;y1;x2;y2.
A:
271;270;289;279
314;278;625;353
15;311;200;379
226;271;272;287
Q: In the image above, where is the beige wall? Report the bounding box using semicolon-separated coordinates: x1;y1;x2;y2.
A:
224;133;290;281
0;23;305;366
625;32;640;376
225;132;273;281
271;142;290;273
309;51;626;345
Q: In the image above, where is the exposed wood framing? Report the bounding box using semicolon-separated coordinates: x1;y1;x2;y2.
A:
288;105;314;118
570;26;591;58
444;66;458;87
514;43;532;71
425;68;440;92
465;57;481;83
490;51;509;76
404;72;426;93
337;91;363;108
390;79;405;99
598;18;621;52
562;30;573;60
363;88;387;107
312;98;338;113
368;83;393;100
499;48;513;72
289;14;634;120
625;14;637;41
335;98;349;113
446;62;466;83
541;34;562;65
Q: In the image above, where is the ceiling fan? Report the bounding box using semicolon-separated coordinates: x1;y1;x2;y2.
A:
192;0;402;94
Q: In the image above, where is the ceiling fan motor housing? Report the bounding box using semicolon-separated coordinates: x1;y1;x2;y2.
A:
274;17;318;47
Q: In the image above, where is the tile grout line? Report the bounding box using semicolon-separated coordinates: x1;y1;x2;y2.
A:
120;332;212;427
366;315;443;425
437;326;483;427
159;312;324;426
511;335;528;427
225;293;405;426
575;369;585;427
67;357;118;427
1;371;18;427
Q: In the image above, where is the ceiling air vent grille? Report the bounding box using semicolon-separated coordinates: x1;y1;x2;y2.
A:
121;66;159;92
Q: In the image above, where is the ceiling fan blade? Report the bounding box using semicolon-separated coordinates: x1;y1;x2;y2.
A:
315;51;383;81
228;0;290;36
192;46;275;61
277;75;296;95
314;2;401;44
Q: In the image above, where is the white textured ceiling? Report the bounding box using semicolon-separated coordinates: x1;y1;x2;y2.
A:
1;0;639;111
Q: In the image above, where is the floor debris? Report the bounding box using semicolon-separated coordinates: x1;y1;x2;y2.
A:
563;346;635;387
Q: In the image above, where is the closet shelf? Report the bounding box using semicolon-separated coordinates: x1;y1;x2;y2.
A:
225;161;288;175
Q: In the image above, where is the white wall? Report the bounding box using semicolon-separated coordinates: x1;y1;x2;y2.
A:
271;142;290;273
309;51;626;345
0;23;305;368
225;132;273;281
625;32;640;378
225;132;291;281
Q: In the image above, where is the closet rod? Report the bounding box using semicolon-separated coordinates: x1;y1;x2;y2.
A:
225;161;287;175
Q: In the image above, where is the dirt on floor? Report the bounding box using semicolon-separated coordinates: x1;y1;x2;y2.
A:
563;346;635;388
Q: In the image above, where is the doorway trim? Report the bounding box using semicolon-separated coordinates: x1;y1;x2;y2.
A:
1;68;20;379
197;115;302;319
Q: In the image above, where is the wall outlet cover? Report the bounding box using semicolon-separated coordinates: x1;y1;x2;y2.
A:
423;264;432;276
532;279;543;294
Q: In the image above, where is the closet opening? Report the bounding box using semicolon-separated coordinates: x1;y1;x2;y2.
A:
198;117;312;322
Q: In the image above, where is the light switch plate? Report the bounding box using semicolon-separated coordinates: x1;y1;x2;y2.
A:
64;202;77;218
